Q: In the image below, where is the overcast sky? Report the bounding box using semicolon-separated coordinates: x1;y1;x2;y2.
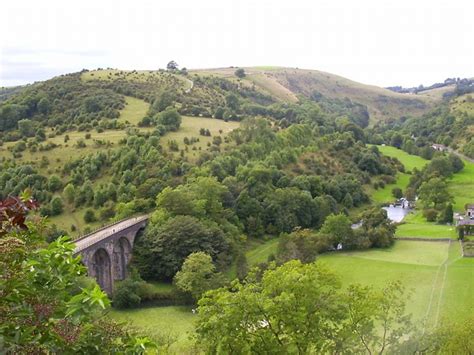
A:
1;0;472;87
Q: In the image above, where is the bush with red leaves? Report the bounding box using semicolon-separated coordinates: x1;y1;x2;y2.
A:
0;190;39;236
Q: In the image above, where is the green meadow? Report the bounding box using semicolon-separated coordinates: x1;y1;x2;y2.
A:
160;116;240;162
395;211;457;239
448;158;474;211
109;306;196;353
111;240;473;350
371;172;410;204
319;240;472;327
374;145;429;172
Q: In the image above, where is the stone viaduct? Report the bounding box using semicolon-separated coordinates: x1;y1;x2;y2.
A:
73;215;149;295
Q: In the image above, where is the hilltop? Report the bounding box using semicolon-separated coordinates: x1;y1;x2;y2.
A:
190;66;446;123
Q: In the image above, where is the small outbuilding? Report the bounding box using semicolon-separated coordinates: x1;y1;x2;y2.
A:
431;143;447;152
466;204;474;218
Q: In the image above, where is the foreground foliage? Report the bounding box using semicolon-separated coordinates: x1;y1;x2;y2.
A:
0;195;155;353
196;261;413;354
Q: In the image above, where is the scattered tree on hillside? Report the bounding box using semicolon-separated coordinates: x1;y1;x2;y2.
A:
235;252;249;280
392;187;403;199
167;60;178;70
174;252;226;302
50;196;64;215
157;107;182;131
235;68;246;78
418;177;452;210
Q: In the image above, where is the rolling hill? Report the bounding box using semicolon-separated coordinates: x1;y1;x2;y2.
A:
190;66;446;123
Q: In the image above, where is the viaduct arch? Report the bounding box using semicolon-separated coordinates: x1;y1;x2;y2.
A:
73;216;148;295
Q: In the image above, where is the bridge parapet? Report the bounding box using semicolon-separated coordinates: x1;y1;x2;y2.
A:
72;215;149;294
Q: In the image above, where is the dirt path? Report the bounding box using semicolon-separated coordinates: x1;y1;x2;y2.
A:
446;147;474;164
422;240;451;335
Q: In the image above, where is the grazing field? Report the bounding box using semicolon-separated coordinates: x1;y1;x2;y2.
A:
451;93;474;116
396;211;457;239
375;145;474;213
245;237;279;265
319;240;472;328
160;116;240;161
448;158;474;212
111;240;473;351
371;172;410;203
375;145;429;171
0;96;150;172
109;306;196;353
48;208;103;236
119;96;149;125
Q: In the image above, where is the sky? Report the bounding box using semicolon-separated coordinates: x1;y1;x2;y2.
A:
0;0;473;87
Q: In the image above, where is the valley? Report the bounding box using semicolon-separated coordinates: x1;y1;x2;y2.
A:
1;66;473;353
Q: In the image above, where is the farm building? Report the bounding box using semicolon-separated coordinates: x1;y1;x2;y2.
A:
466;204;474;218
431;143;447;152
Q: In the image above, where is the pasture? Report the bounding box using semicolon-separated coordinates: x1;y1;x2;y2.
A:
375;145;474;213
119;96;150;125
319;240;473;328
110;306;196;353
371;172;410;203
375;145;429;171
110;240;473;351
246;237;279;265
395;211;457;239
448;158;474;212
160;116;240;161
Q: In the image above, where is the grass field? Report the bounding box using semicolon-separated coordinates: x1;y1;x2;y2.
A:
160;116;240;161
371;172;410;203
368;145;427;204
448;158;474;212
375;145;429;172
396;211;457;239
375;145;474;213
110;240;473;351
246;237;279;265
109;306;196;353
319;240;473;328
119;96;149;125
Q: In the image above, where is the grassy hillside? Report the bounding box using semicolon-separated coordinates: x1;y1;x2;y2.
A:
160;116;240;162
192;67;441;123
375;145;429;171
375;146;474;213
0;109;239;234
448;157;474;211
110;306;196;353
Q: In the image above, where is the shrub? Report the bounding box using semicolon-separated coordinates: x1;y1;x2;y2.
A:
113;279;144;309
84;209;97;223
234;68;246;78
423;208;438;222
392;187;403;199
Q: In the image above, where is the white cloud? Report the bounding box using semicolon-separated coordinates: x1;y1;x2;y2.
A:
0;0;472;87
